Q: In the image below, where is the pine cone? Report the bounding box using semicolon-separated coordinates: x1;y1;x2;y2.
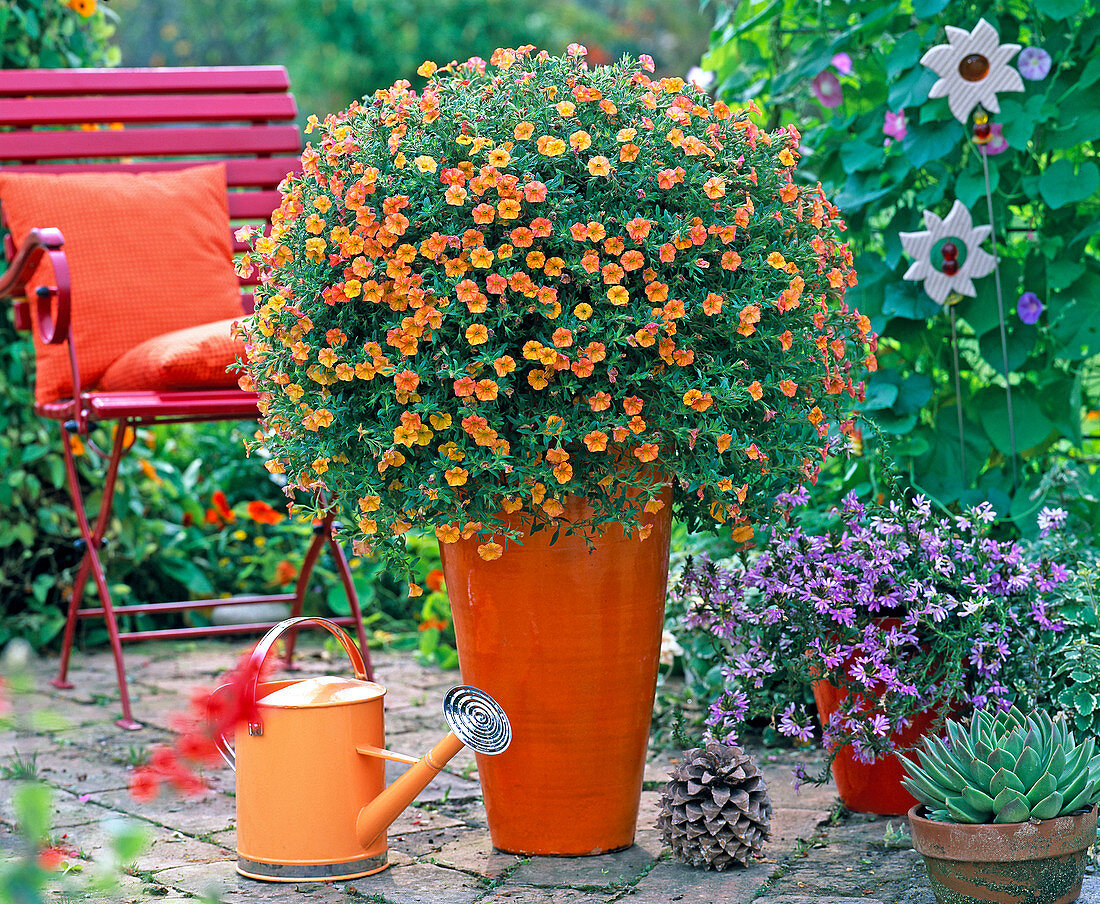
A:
656;740;772;870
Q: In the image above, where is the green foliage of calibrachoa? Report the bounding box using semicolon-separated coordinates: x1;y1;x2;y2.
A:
237;46;875;584
706;0;1100;526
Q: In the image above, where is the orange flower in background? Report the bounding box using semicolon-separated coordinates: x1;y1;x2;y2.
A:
274;560;297;585
247;500;284;525
68;0;98;16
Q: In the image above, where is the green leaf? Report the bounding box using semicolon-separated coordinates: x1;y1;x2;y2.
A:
888;65;938;110
1051;274;1100;359
106;817;151;865
1040;159;1100;210
946;796;987;822
861;381;899;411
883;281;941;320
840;140;886;173
978;324;1037;376
913;0;950;16
1029;791;1064;819
903;119;962;168
14;782;52;842
956;162;998;209
976;389;1055;455
1049;260;1085;291
1037;0;1084;19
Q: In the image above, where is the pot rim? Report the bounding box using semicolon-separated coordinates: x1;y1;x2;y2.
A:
907;804;1099;863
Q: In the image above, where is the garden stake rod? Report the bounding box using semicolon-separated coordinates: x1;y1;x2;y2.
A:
980;144;1018;490
947;297;966;476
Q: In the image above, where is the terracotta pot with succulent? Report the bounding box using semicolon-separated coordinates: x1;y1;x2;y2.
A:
235;44;873;853
676;496;1070;815
903;707;1100;904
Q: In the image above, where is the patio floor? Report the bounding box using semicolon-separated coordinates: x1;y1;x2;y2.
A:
2;638;1096;903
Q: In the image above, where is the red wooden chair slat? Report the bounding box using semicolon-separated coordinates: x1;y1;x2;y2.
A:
228;191;284;220
0;66;370;731
0;156;301;187
0;66;291;95
0;124;302;161
0;93;299;126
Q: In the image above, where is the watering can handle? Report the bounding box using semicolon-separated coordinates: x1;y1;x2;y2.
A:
246;616;368;726
214;617;368;769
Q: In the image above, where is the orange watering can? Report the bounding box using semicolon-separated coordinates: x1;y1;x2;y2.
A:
214;617;511;882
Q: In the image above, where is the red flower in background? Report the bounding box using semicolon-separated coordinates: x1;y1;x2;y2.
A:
274;560;297;585
247;500;285;525
129;648;276;803
211;490;236;523
425;568;445;592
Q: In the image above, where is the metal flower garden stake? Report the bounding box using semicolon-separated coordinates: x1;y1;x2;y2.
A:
900;201;997;474
919;18;1024;483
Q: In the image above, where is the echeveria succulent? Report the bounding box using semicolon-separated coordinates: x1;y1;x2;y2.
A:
900;707;1100;824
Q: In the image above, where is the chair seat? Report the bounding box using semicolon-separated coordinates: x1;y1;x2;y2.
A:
37;388;261;422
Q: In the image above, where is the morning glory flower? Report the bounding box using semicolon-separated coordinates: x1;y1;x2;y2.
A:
831;52;853;75
980;122;1009;156
1017;291;1043;324
883;109;907;143
812;70;843;108
1017;46;1052;81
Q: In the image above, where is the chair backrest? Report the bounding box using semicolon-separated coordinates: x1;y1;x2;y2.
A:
0;66;303;298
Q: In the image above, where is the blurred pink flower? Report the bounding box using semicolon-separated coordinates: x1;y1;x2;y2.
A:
831;52;853;75
883;109;907;143
812;70;843;108
981;122;1009;155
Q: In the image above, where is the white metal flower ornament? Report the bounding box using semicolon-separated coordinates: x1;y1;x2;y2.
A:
900;199;996;304
921;18;1024;123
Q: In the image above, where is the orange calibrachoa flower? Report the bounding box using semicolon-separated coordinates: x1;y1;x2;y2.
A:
237;46;873;582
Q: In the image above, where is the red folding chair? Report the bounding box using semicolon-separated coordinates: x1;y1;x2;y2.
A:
0;67;371;729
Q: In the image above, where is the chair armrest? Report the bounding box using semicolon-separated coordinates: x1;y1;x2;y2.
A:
0;227;71;345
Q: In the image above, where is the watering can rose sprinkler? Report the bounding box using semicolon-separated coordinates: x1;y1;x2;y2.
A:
213;617;511;882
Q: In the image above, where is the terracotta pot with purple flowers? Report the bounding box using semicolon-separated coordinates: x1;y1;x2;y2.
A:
675;493;1071;812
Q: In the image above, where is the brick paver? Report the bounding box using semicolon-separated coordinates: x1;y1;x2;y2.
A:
2;639;1096;902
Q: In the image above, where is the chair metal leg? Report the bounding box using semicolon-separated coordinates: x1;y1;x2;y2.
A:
282;511;372;679
327;530;372;680
55;422;142;730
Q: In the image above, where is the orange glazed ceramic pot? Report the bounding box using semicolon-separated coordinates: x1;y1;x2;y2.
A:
439;484;674;855
812;678;940;816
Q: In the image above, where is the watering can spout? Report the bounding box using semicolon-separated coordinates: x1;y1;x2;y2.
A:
356;686;511;852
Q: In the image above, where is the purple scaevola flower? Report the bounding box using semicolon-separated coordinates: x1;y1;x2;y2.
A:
981;122;1009;156
1017;291;1043;324
831;52;853;75
812;70;843;108
671;488;1070;791
1018;46;1052;81
883;109;907;144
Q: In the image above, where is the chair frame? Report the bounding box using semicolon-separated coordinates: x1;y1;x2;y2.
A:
0;67;371;729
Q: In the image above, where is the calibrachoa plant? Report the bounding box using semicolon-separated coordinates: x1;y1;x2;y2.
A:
236;45;875;584
676;491;1070;780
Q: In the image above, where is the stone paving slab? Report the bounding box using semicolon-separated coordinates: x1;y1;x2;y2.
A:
5;638;1095;903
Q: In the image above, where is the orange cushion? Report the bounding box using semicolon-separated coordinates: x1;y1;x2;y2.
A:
96;317;245;392
0;164;244;404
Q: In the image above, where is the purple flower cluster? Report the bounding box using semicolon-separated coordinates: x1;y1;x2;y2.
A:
673;493;1069;775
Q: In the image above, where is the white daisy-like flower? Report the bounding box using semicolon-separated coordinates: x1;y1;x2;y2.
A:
900;199;997;304
921;18;1024;123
